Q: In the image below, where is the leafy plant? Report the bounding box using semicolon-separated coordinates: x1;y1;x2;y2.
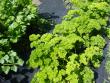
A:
0;50;23;74
0;0;37;74
28;0;110;83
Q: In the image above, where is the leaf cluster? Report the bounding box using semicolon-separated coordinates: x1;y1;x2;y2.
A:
0;50;23;74
0;0;37;74
28;0;110;83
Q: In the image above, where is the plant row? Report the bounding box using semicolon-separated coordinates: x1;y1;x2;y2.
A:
0;0;37;74
28;0;110;83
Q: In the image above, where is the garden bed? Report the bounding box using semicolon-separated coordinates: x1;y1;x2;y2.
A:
0;0;110;83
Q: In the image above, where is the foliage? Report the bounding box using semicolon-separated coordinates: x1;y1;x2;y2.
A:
28;0;110;83
0;50;23;74
28;33;103;83
0;0;37;43
106;28;110;39
0;0;37;74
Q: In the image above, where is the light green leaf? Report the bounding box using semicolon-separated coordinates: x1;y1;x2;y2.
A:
3;55;9;61
0;58;4;64
11;65;17;72
2;66;10;74
17;59;24;66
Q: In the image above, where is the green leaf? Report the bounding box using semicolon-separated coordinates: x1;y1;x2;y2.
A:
29;34;40;41
0;51;4;59
0;58;4;64
17;59;24;66
2;66;10;74
3;55;9;61
11;65;17;72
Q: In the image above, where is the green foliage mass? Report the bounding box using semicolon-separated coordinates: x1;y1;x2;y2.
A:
0;0;37;43
28;0;110;83
0;50;23;74
0;0;37;74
